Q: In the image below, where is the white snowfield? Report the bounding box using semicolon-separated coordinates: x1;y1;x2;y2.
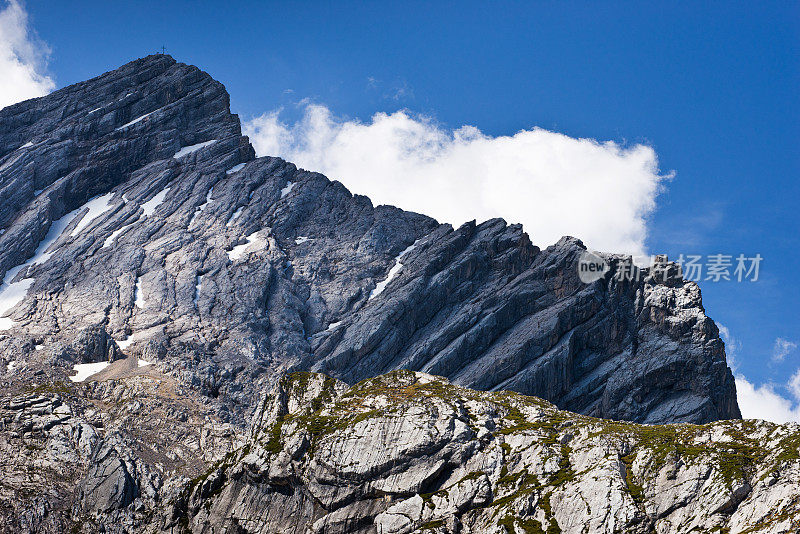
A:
134;277;146;309
0;200;104;329
115;108;160;130
295;236;310;244
226;163;246;174
140;186;170;217
70;192;116;236
115;329;157;351
369;241;418;300
194;274;204;306
228;231;267;261
173;140;217;159
280;181;295;198
0;268;33;330
103;222;135;248
69;361;110;383
227;206;244;227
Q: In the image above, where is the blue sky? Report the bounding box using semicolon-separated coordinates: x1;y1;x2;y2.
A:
5;1;800;420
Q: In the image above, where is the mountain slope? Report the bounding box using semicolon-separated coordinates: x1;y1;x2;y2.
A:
0;55;739;426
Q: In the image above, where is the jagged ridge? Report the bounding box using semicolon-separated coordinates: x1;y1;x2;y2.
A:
0;55;739;426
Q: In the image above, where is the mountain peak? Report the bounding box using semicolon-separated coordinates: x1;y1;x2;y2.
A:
0;57;738;426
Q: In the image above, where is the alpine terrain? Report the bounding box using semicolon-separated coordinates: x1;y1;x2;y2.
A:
0;55;795;533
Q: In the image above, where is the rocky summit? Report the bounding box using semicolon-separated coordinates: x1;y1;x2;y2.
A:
0;55;770;533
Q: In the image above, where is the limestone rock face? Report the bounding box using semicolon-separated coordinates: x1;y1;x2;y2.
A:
0;55;752;532
0;55;738;425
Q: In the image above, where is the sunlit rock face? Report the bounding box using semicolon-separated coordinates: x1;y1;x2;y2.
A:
0;57;738;426
170;372;799;534
0;55;748;532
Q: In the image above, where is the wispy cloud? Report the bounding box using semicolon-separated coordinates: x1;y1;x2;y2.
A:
0;0;54;110
717;323;741;371
244;103;670;257
790;369;800;403
365;76;415;102
386;80;413;102
772;337;798;363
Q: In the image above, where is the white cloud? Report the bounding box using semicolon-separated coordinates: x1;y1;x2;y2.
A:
735;375;800;424
717;323;740;372
244;103;670;257
772;337;797;363
789;369;800;403
0;0;54;110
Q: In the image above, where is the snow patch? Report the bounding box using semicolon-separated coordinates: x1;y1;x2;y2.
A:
369;241;418;300
115;109;157;130
194;274;203;306
103;222;136;248
116;331;147;350
19;141;33;149
0;266;33;327
226;206;243;227
88;107;102;114
226;163;246;174
280;181;295;198
69;361;110;383
189;187;214;227
35;344;43;351
295;236;309;244
70;192;115;236
228;231;266;261
7;360;18;373
173;140;217;159
141;186;170;218
31;209;82;266
134;277;146;309
0;208;85;330
0;152;24;172
327;321;342;331
137;359;153;367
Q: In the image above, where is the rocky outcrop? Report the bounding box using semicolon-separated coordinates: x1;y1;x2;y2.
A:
0;375;242;533
166;372;800;534
0;372;791;533
0;55;738;428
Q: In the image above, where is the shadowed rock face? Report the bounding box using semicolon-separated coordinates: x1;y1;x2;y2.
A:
0;55;739;426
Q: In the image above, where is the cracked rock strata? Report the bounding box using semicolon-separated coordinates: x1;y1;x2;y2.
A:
0;55;739;428
166;372;800;534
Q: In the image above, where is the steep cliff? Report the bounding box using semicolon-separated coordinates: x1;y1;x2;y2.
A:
0;55;739;426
